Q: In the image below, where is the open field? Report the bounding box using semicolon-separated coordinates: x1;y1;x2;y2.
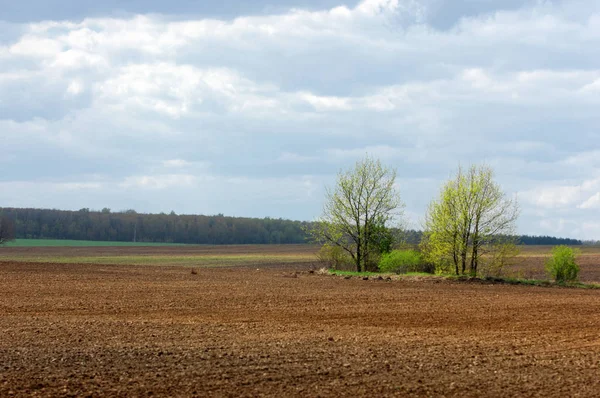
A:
2;244;600;281
504;245;600;283
4;239;188;247
1;245;599;396
1;259;600;397
0;245;317;267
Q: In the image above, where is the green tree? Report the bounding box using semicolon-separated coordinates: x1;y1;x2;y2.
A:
308;156;403;272
422;165;519;276
546;245;579;282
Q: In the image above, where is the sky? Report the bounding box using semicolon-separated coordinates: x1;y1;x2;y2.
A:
1;0;599;239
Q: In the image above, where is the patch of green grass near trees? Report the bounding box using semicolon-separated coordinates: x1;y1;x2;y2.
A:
378;249;434;274
329;270;436;278
326;269;599;289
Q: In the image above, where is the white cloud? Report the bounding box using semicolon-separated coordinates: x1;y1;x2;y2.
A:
579;192;600;209
162;159;191;168
1;0;600;238
521;177;600;209
66;80;84;95
299;92;352;111
9;35;63;57
119;174;200;190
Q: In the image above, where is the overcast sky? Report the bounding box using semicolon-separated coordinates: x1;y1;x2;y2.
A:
1;0;599;239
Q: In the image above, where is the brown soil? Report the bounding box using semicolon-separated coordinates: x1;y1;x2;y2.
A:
1;260;599;397
0;244;318;257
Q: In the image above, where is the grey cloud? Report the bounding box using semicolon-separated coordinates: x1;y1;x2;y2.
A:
1;0;351;23
2;0;600;238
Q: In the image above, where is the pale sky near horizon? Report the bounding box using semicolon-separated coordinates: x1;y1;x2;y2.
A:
1;0;599;239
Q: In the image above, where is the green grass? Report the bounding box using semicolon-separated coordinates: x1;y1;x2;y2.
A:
329;269;600;289
4;239;187;247
329;270;433;278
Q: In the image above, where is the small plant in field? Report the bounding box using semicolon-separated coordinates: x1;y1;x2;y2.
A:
316;244;353;270
379;250;432;274
545;245;579;283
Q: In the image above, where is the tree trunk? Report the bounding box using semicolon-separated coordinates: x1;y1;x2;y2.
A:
454;255;459;275
470;225;480;276
461;229;471;275
356;241;362;272
470;244;478;276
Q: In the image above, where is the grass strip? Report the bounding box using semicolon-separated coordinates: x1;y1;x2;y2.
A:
328;270;600;289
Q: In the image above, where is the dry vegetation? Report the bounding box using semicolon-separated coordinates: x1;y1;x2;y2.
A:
1;245;599;396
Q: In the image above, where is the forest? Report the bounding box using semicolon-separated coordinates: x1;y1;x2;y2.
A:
0;207;308;244
0;207;585;246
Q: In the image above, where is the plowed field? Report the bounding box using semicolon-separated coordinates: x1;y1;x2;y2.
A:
1;254;599;397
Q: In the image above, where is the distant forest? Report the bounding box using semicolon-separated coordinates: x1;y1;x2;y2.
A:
0;207;586;246
0;207;308;244
399;229;584;246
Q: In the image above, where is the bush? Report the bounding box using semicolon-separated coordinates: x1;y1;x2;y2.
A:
317;244;354;271
379;250;433;274
479;242;520;278
545;245;579;282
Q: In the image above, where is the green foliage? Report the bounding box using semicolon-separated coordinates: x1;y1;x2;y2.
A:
378;250;433;274
307;156;403;272
422;165;519;276
545;245;580;282
316;244;354;270
368;223;395;255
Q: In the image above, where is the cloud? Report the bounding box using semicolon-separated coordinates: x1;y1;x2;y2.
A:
1;0;600;238
579;193;600;210
521;176;600;209
119;174;199;190
162;159;191;168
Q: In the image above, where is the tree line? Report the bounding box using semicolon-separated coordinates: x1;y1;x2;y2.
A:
400;229;582;246
0;208;308;245
0;206;585;247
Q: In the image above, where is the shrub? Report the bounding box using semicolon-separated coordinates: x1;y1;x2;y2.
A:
479;242;520;278
317;244;354;270
545;245;579;282
379;250;432;274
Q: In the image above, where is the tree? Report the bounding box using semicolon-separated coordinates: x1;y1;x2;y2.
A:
422;165;519;276
0;216;15;245
308;156;403;272
546;245;579;282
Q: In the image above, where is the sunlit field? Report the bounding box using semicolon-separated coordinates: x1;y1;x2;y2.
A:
1;243;599;397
